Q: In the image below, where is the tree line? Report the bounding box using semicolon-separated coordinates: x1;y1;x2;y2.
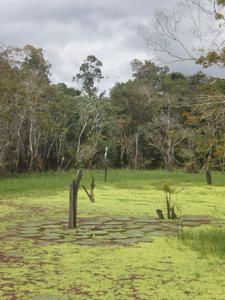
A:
1;44;225;176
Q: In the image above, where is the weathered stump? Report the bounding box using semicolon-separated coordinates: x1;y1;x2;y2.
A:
170;207;177;219
156;209;165;219
68;169;83;228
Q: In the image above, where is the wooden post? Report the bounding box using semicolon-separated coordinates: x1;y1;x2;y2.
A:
73;179;78;228
68;169;83;229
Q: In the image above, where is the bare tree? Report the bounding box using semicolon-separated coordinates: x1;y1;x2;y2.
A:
143;95;187;171
142;0;225;67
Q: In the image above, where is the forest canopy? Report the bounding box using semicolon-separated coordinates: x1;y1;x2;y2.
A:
1;44;225;174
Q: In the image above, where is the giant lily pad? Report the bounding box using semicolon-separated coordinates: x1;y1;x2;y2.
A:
40;234;63;241
90;230;108;236
76;239;99;246
108;233;128;240
5;214;221;247
126;231;145;238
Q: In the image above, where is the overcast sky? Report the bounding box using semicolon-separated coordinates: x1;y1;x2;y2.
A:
0;0;224;92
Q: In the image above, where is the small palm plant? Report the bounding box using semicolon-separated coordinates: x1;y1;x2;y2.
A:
161;181;177;219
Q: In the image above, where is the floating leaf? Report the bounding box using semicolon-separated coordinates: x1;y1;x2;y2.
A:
90;230;108;236
40;234;63;240
76;239;99;246
112;217;131;221
108;233;127;240
126;231;145;238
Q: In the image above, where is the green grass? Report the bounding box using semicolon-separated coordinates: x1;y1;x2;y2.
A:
182;227;225;257
1;169;225;299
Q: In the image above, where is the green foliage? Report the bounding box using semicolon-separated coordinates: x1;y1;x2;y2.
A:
217;0;225;6
131;58;168;80
75;55;104;97
1;45;225;174
161;181;176;194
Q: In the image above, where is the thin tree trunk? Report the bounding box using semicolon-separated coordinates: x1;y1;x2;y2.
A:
104;146;108;182
134;133;139;169
205;143;213;185
166;192;171;219
76;121;87;158
15;113;25;171
29;117;34;171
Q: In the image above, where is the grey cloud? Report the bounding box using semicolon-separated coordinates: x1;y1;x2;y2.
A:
1;0;175;23
0;0;223;92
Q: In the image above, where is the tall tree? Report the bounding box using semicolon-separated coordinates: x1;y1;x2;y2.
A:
74;55;104;97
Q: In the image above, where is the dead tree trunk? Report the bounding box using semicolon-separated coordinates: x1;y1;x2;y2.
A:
68;169;83;228
205;145;213;185
82;176;96;203
205;170;212;185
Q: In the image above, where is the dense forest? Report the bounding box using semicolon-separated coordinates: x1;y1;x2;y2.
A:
1;44;225;175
